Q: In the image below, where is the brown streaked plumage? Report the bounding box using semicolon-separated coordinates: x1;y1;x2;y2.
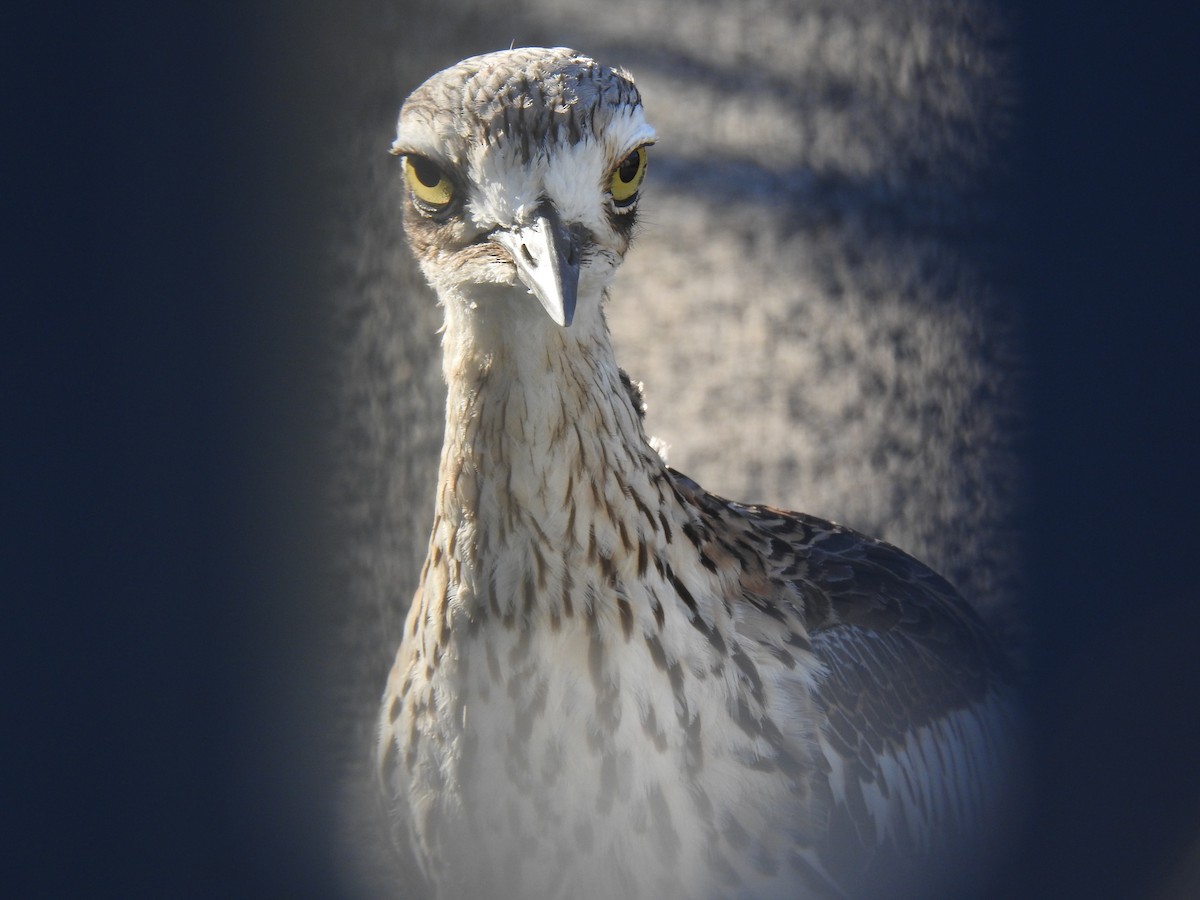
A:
377;47;1022;900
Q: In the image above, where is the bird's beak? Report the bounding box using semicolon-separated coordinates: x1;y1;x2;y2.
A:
490;203;584;327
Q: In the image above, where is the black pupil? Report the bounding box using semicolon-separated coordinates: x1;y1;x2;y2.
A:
617;151;640;184
411;157;443;188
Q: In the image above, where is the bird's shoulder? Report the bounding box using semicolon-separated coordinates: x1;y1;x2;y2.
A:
665;465;1012;691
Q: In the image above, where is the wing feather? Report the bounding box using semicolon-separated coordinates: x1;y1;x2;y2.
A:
794;514;1021;895
670;471;1021;898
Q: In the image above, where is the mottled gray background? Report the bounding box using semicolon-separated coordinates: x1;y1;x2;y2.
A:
324;1;1025;896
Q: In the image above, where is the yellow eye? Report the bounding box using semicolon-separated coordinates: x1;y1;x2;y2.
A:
609;146;648;206
404;156;455;207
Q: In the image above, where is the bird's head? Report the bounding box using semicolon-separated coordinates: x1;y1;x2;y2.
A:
392;47;655;329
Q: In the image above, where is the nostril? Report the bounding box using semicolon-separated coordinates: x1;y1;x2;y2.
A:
521;244;536;266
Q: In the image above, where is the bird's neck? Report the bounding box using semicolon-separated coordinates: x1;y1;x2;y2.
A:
429;284;669;621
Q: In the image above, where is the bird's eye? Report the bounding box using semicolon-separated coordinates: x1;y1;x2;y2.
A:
609;146;648;207
404;156;455;208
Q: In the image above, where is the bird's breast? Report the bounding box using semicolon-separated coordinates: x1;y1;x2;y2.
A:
385;538;829;900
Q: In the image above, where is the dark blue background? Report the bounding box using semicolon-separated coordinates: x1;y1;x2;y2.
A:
5;2;1197;896
1000;4;1200;897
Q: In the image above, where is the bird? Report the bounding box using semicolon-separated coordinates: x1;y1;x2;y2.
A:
376;47;1023;900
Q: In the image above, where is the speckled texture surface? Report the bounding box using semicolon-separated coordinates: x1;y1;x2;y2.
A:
322;2;1024;895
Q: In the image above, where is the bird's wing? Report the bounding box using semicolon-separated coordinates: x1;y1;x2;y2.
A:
795;517;1019;892
670;470;1020;896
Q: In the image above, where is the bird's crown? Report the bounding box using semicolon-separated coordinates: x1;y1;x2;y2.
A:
394;47;643;163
